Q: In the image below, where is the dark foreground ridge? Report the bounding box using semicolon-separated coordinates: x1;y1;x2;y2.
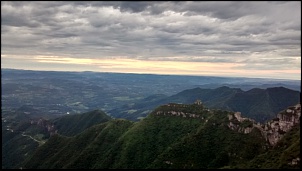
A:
20;101;300;169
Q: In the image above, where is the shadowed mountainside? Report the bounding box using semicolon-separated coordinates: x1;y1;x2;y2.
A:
2;110;112;169
22;102;300;169
109;86;300;123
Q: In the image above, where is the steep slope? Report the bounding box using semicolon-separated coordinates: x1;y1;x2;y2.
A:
267;87;301;117
22;119;134;169
98;104;208;169
227;87;300;122
22;103;211;169
2;108;53;169
53;109;112;136
241;124;300;169
148;114;267;169
22;102;300;169
2;109;113;169
2;128;39;169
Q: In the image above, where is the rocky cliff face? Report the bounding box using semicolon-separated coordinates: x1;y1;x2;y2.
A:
263;103;300;146
153;101;300;147
227;103;301;146
227;112;256;134
30;118;58;135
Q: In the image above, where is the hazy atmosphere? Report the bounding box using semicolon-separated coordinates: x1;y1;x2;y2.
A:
1;1;301;80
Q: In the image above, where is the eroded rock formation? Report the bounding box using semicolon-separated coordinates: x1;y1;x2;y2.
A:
227;103;301;146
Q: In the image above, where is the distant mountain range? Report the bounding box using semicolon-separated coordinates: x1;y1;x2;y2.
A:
2;68;300;117
109;86;300;123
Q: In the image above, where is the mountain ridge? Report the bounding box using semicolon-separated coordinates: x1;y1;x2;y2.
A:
22;101;300;169
109;86;300;123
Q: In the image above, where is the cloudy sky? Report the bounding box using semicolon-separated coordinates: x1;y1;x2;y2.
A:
1;1;301;80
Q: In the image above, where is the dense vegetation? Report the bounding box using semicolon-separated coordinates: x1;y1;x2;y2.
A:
23;119;134;169
241;125;300;169
2;128;39;169
21;103;300;169
2;110;113;169
53;109;112;136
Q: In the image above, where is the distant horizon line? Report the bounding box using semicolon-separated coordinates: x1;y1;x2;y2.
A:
1;67;301;81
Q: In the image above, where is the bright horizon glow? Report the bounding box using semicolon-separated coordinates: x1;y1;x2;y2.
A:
1;54;300;81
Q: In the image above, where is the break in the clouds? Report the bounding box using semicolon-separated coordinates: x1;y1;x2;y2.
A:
1;1;301;80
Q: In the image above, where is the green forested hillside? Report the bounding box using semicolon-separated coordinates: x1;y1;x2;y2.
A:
2;109;113;169
241;124;300;169
148;110;267;169
2;129;39;169
22;102;300;169
98;114;205;169
227;87;300;122
53;109;112;136
23;119;134;169
2;115;50;169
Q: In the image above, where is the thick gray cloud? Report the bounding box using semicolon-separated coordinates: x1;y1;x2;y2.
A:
1;1;301;79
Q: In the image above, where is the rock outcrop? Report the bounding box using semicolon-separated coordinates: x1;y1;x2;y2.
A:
155;110;201;118
227;112;256;134
30;118;58;136
262;103;300;146
153;101;208;119
227;103;301;146
154;101;300;147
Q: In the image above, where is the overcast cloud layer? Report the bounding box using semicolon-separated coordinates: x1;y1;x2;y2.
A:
1;1;301;80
